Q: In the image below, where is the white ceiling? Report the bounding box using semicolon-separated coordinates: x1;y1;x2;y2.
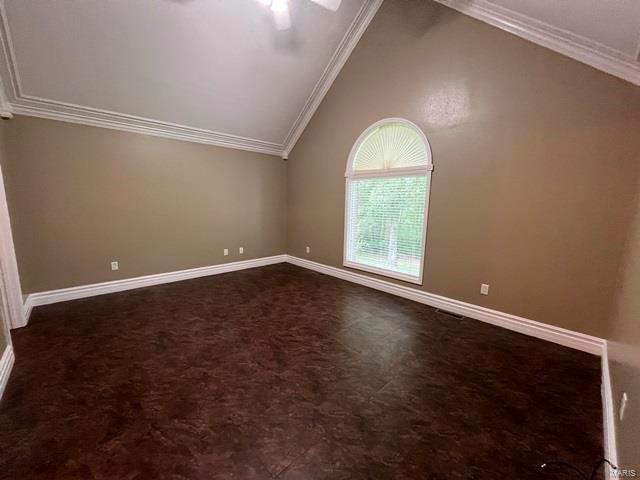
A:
436;0;640;85
0;0;639;157
0;0;378;155
488;0;640;58
8;0;362;142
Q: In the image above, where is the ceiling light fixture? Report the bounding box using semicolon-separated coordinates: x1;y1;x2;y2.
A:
270;0;291;30
256;0;342;30
270;0;288;12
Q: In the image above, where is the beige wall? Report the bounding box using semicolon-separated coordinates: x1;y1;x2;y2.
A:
609;184;640;468
1;116;287;294
287;0;640;338
0;0;638;462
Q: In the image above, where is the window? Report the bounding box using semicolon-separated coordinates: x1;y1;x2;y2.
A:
344;119;433;284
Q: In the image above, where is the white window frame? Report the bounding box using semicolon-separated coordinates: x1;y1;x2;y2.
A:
343;118;433;285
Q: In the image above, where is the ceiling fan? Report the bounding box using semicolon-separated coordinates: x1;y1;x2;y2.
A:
256;0;342;30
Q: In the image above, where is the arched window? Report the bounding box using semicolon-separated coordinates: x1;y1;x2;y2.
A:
344;118;433;284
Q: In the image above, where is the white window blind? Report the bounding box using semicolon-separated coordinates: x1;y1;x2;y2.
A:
344;119;433;284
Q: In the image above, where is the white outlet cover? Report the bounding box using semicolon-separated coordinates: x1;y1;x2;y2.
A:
306;246;310;253
110;261;119;271
223;249;229;256
620;392;628;421
239;247;244;254
480;284;490;295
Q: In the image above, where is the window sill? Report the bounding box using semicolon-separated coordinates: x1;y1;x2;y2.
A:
343;261;423;285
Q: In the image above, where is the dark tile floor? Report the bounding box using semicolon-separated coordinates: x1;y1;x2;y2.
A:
0;263;603;479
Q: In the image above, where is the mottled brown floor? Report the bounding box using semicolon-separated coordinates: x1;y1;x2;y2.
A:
0;263;603;479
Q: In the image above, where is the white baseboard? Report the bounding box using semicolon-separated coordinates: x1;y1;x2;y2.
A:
286;255;613;467
285;256;605;356
0;344;15;402
601;344;619;477
15;253;613;466
22;253;606;356
23;254;287;323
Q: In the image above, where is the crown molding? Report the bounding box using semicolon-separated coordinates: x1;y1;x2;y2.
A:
0;0;638;154
0;42;283;156
0;14;284;156
282;0;384;158
434;0;640;87
0;2;13;118
0;0;285;156
0;0;384;158
9;96;284;155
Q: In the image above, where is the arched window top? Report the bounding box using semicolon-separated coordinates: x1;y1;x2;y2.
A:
343;118;433;284
346;118;433;177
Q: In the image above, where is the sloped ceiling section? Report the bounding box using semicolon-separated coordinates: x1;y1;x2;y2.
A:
0;0;382;157
0;0;639;158
435;0;640;86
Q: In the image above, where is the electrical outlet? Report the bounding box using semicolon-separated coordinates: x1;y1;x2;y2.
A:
239;247;244;254
306;246;310;254
480;284;490;295
223;248;229;256
110;261;119;271
620;392;629;421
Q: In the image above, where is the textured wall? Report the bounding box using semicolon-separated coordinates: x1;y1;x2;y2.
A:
1;116;287;294
286;0;640;337
1;0;639;465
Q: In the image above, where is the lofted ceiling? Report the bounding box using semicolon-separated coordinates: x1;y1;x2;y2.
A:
0;0;380;156
435;0;640;86
0;0;639;158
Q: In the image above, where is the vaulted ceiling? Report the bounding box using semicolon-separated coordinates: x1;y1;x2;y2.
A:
0;0;379;156
435;0;640;86
0;0;639;158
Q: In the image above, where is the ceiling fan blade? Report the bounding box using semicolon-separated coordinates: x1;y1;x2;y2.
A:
310;0;342;12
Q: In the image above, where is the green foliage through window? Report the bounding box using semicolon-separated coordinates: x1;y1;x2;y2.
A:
348;176;427;277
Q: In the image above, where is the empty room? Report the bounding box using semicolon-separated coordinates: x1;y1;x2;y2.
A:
0;0;639;478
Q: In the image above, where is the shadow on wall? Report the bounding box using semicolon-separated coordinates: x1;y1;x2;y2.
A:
402;0;462;38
